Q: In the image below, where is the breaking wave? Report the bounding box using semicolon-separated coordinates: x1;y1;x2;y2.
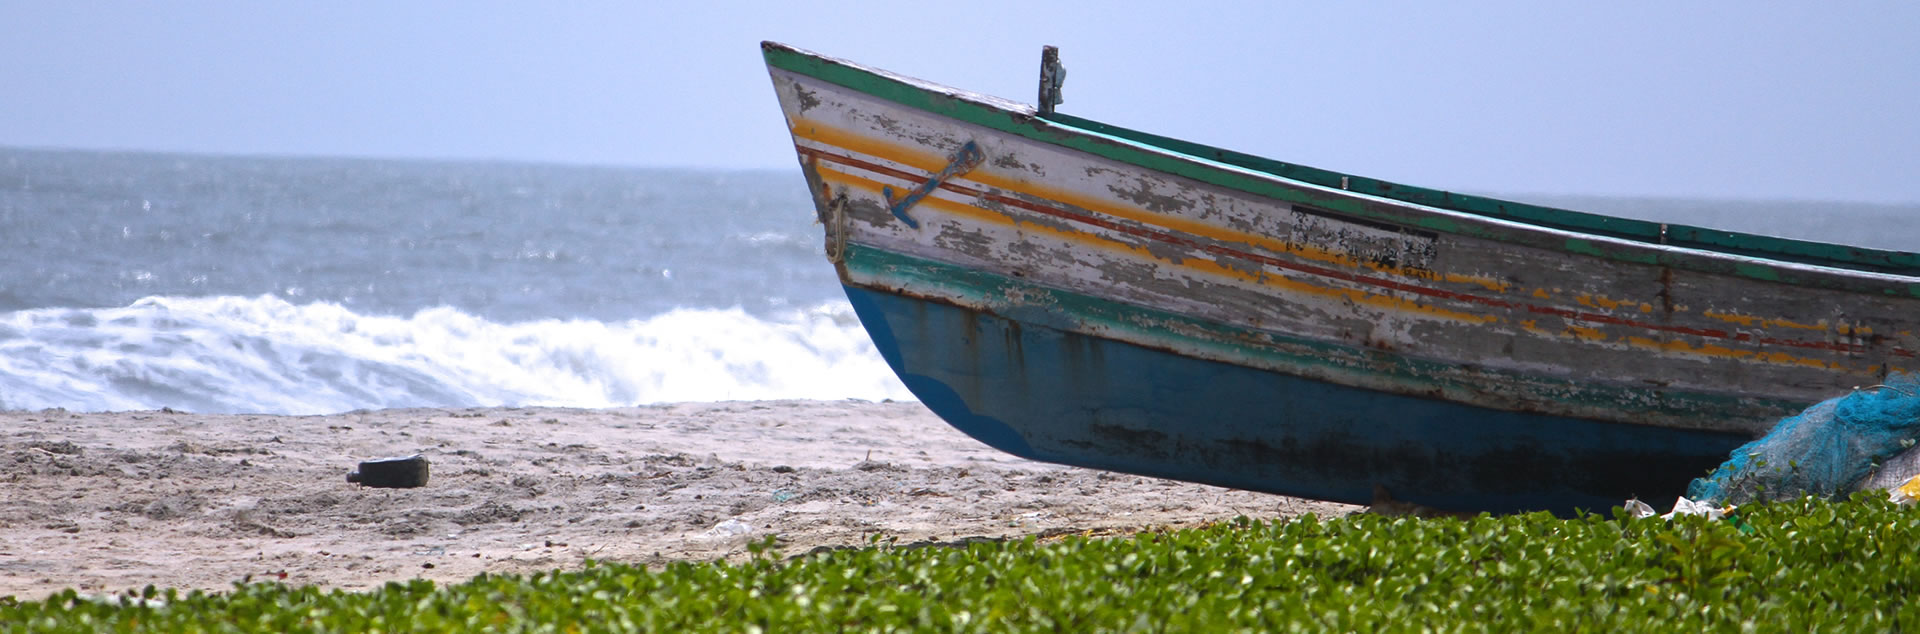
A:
0;295;911;415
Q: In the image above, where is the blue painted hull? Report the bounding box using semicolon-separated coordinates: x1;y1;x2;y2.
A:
845;284;1752;516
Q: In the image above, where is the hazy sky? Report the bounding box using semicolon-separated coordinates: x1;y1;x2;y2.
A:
4;3;1916;202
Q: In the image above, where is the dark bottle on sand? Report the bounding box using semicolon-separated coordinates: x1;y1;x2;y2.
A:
347;454;430;488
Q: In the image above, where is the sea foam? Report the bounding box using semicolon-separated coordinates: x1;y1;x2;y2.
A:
0;295;911;415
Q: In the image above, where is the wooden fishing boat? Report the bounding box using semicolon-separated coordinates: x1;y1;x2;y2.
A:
760;41;1920;514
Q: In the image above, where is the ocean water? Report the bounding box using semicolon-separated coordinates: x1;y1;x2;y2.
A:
1;147;1913;415
0;147;909;414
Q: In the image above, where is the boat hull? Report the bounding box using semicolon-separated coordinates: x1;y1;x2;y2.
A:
762;41;1920;513
842;247;1750;515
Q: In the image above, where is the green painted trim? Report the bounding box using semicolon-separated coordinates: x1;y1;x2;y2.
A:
764;42;1920;296
1733;262;1783;282
842;241;1803;431
1562;238;1607;259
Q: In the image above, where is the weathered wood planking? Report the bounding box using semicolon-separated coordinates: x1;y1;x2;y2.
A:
761;42;1920;513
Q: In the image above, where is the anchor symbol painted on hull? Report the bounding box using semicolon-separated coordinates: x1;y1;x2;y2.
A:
882;140;984;229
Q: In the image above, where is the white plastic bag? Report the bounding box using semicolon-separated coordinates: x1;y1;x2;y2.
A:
1662;497;1728;521
1621;496;1730;521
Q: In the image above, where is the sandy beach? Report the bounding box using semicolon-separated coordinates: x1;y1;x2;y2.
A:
0;400;1355;600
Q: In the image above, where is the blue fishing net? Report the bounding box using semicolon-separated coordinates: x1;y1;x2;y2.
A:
1688;375;1920;505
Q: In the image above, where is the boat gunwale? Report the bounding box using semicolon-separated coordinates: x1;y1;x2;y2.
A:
762;41;1920;294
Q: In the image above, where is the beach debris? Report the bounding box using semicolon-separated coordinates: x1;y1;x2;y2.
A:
705;518;753;538
1623;497;1752;536
347;454;430;488
1687;376;1920;506
1858;441;1920;492
1660;497;1729;521
1888;475;1920;505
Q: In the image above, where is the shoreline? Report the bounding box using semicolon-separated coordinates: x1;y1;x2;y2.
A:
1;401;1356;600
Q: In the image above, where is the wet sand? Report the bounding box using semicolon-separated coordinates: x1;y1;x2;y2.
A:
0;400;1356;599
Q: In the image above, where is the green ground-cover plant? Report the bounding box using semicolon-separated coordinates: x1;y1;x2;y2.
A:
6;495;1919;632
